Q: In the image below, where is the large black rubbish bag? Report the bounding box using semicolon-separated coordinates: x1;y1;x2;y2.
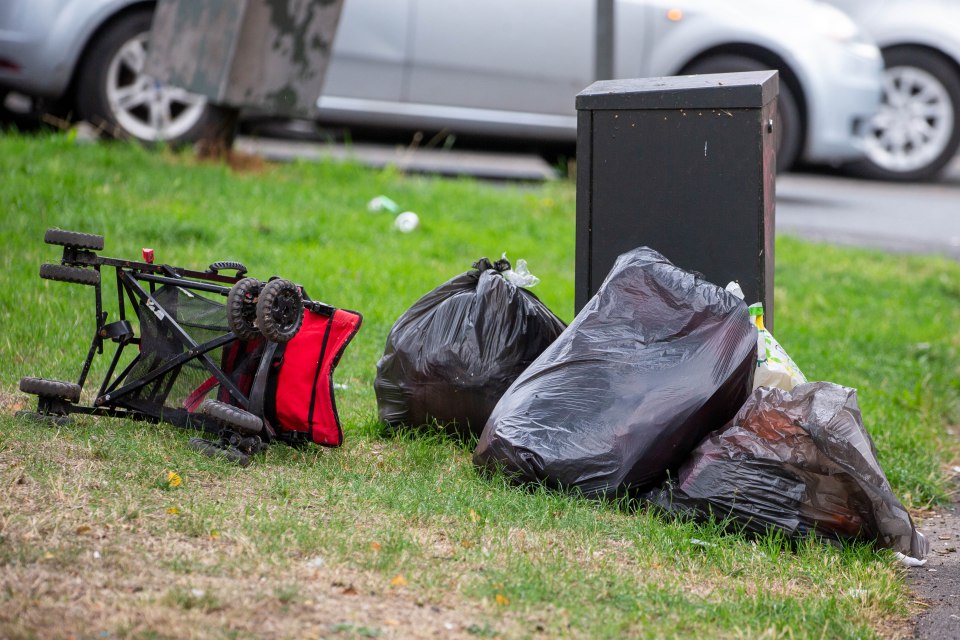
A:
473;247;757;499
645;382;928;559
374;257;566;437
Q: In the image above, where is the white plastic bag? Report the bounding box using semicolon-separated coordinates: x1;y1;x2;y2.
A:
499;253;540;288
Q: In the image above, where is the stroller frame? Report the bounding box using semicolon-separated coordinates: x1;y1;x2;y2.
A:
20;228;320;465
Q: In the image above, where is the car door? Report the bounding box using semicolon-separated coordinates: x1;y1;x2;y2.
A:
321;0;410;102
405;0;594;116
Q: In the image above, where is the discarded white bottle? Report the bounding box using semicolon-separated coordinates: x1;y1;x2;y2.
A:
393;211;420;233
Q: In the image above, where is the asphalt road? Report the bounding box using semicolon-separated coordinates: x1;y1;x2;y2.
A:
776;158;960;262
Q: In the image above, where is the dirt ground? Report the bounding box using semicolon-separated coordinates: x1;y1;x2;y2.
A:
911;492;960;639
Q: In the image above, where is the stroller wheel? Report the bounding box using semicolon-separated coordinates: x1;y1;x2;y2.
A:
256;279;303;343
237;435;267;454
199;399;262;435
188;437;252;467
40;263;101;286
44;229;104;251
227;277;263;342
19;377;82;403
15;410;72;427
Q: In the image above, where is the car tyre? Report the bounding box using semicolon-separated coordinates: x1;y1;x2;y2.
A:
74;9;235;146
847;47;960;182
681;54;802;173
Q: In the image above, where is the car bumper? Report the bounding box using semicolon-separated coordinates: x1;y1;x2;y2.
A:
797;41;883;165
0;21;72;98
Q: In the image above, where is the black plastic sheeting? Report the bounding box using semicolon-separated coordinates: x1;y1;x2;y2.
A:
645;382;928;559
375;257;566;438
473;247;757;499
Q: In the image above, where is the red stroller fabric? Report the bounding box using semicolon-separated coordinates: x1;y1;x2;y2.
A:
269;306;362;446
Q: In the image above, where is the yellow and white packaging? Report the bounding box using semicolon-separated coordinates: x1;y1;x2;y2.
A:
749;303;807;391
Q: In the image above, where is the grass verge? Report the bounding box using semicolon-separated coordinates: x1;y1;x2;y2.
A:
0;132;958;639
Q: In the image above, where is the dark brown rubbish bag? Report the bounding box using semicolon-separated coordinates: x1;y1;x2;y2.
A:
646;382;928;559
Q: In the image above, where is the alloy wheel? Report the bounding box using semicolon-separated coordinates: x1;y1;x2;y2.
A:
105;33;207;141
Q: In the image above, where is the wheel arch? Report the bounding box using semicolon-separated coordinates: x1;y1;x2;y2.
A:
64;1;156;106
677;43;808;150
880;43;960;93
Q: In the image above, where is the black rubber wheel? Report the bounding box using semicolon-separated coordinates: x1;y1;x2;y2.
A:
846;47;960;182
188;437;252;467
199;399;262;435
256;279;303;344
19;377;82;403
73;9;236;146
44;229;104;250
15;410;72;427
681;54;803;173
227;278;263;342
236;435;267;455
40;263;100;286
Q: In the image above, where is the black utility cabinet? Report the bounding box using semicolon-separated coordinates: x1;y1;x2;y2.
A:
575;71;778;331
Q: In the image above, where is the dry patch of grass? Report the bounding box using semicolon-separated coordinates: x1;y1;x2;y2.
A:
0;421;528;639
0;409;919;639
0;555;516;639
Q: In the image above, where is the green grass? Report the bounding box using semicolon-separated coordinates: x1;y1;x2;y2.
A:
0;132;958;639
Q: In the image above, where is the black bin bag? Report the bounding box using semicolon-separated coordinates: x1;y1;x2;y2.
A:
645;382;928;559
473;247;758;498
374;257;566;437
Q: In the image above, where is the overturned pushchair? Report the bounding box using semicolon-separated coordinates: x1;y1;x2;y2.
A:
18;229;362;466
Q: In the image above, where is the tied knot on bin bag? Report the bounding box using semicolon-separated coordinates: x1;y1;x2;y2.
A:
374;255;566;440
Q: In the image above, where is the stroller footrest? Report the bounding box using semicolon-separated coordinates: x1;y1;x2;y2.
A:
100;320;134;343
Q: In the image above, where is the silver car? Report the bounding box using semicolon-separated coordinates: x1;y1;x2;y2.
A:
322;0;883;172
0;0;224;142
823;0;960;181
0;0;882;173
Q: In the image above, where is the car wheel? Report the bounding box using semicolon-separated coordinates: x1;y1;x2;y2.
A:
74;9;233;145
847;47;960;182
681;55;802;173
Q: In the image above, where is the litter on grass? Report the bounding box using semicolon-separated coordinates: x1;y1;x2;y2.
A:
473;247;757;498
367;195;400;213
375;255;565;438
644;382;928;561
393;211;420;232
468;247;924;560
